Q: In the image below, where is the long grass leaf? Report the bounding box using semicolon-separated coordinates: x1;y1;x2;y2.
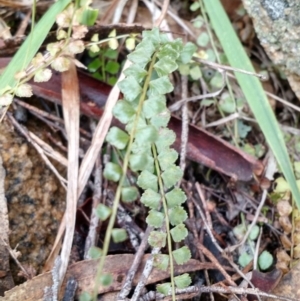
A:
0;0;71;93
203;0;300;207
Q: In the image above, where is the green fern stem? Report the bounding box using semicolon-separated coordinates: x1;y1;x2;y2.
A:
151;144;176;300
92;53;158;300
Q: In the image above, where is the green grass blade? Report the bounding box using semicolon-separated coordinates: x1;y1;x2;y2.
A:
0;0;71;93
203;0;300;207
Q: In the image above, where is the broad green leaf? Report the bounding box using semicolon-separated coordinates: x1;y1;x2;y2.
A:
129;153;154;172
238;252;252;267
174;273;191;289
80;7;98;26
233;223;246;241
131;140;152;154
154;57;178;77
108;37;118;50
118;76;142;102
169;206;188;226
170;223;188;242
249;225;260;241
172;246;191;265
157;44;180;60
106;126;129;150
158;148;178;171
146;210;164;228
197;32;210;47
258;251;273;270
106;75;117;85
143;95;166;119
193;16;204;28
127;48;151;66
142;27;161;47
95;204;111;221
88;246;102;259
209;71;223;88
87;57;101;72
161;165;183;189
135;125;159;144
125;115;147;133
112;228;127;243
153;254;169;271
140;189;161;209
159;32;169;44
104;48;118;59
125;37;136;51
204;0;300;208
219;94;236;114
157;283;171;296
0;0;72;96
149;76;173;96
169;38;184;53
103;162;122;182
148;231;166;248
190;1;200;11
137;170;158;192
135;39;156;58
89;43;100;54
113;100;136;124
105;61;120;75
189;65;202;80
123;64;148;83
180;42;197;64
165;188;187;208
274;177;289;193
150;109;171;129
237;120;252;139
79;292;92;301
178;63;190;76
100;274;113;286
121;186;139;203
155;128;176;153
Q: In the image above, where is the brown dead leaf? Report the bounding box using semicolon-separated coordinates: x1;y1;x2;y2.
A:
59;61;80;285
0;254;230;301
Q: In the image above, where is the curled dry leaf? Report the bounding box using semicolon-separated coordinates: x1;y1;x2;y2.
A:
278;216;292;234
277;200;293;217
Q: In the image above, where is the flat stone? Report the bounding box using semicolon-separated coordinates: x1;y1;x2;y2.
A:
242;0;300;98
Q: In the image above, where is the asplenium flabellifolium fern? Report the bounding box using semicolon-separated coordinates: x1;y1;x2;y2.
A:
102;28;197;297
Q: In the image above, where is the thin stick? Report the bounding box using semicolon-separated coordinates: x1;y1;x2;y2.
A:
194;57;266;79
154;0;169;27
179;75;188;173
168;74;225;112
131;247;160;301
225;189;268;253
118;226;153;299
84;156;102;259
78;60;131;198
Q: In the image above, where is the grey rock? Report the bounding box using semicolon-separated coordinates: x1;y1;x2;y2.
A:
242;0;300;97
